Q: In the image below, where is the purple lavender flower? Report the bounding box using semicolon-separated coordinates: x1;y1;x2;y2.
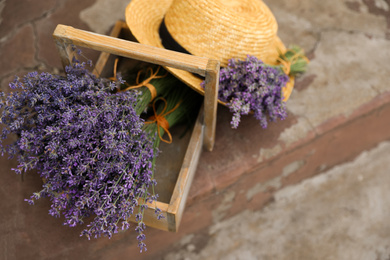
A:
204;55;289;129
0;58;158;251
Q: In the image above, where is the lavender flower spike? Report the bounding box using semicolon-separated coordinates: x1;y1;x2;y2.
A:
204;55;289;129
0;57;158;251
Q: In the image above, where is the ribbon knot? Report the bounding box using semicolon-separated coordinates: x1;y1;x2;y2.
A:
121;65;167;100
110;58;167;100
145;98;181;144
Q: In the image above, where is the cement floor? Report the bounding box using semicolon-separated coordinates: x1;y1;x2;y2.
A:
163;140;390;260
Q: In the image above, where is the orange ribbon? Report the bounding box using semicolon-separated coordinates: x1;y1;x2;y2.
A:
108;58;120;81
120;64;167;101
109;58;167;100
145;98;181;144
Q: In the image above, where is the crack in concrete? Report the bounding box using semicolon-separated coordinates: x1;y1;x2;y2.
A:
31;0;62;23
31;22;48;73
0;0;63;85
0;0;60;44
29;0;63;73
1;0;61;40
31;23;42;69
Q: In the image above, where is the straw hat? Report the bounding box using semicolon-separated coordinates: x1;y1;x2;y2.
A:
125;0;294;102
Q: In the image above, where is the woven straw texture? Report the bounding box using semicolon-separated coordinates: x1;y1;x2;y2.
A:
125;0;294;102
165;0;283;67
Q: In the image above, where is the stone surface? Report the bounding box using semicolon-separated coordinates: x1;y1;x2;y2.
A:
80;0;130;34
0;0;5;28
0;24;37;77
35;0;98;69
194;106;299;193
1;0;390;259
164;141;390;260
267;0;389;42
0;0;56;41
288;30;390;130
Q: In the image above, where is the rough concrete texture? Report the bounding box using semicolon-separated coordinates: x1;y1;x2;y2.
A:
288;30;389;128
164;141;390;260
269;0;389;40
80;0;130;34
266;0;390;147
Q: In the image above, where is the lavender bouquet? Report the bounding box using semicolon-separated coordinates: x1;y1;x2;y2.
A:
217;55;289;129
0;60;161;251
204;46;308;129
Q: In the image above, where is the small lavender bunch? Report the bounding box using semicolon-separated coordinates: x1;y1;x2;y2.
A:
0;60;157;251
213;55;290;129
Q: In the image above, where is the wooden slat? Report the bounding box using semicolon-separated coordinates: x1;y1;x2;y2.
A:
53;24;210;76
167;105;205;231
203;60;220;152
93;21;125;76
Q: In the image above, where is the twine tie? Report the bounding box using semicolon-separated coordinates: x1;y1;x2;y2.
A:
110;58;167;100
145;97;181;144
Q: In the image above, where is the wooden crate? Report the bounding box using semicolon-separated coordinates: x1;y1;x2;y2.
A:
52;21;219;232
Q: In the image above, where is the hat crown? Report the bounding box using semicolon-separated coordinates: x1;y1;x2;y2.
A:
126;0;293;101
164;0;280;66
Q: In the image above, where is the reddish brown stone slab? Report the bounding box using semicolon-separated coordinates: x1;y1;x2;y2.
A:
0;0;56;39
195;105;299;192
0;24;37;77
35;0;100;70
186;167;214;205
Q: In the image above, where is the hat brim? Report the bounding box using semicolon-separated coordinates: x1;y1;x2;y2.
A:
125;0;294;102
